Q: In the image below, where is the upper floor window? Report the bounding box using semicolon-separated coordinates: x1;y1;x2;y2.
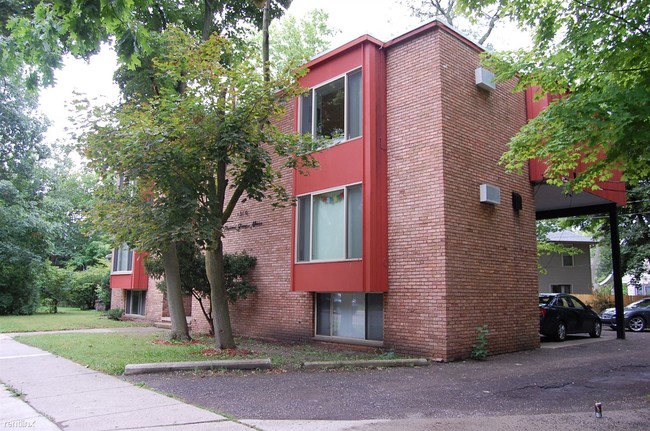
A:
561;254;574;267
300;69;362;143
297;184;362;262
112;244;133;273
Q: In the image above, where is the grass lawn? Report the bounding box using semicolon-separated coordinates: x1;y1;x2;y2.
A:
0;307;145;333
16;332;401;375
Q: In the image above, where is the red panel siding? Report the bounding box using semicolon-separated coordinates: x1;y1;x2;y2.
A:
109;252;149;290
526;87;626;205
294;261;363;292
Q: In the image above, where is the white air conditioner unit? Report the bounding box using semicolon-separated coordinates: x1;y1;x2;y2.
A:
480;184;501;205
475;67;496;91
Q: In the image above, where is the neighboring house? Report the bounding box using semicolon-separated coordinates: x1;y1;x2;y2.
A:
538;231;598;294
624;273;650;296
109;20;626;361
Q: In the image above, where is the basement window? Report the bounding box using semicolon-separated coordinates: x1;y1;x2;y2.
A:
315;293;383;342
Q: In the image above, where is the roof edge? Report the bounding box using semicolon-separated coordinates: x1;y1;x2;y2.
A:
303;35;385;69
384;20;483;54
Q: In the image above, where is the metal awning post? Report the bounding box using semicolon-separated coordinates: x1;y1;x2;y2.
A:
609;204;625;340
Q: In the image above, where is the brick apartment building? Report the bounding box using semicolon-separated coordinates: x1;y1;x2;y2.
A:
110;20;625;361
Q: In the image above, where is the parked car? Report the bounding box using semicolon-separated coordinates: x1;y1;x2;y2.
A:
600;298;650;332
539;293;602;341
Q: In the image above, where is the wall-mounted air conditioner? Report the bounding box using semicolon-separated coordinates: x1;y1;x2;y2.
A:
480;184;501;205
475;67;496;91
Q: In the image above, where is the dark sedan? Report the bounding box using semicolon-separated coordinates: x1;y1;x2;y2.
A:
539;293;602;341
600;298;650;332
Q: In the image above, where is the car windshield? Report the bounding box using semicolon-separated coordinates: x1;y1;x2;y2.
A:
539;296;555;306
627;298;650;309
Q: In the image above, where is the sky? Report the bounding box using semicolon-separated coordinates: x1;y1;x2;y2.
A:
38;0;529;148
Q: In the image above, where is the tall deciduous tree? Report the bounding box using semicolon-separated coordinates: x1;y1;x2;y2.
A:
0;71;50;315
82;29;315;349
459;0;650;189
6;0;292;340
263;9;338;76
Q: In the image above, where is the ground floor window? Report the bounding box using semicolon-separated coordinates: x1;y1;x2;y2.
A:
551;284;572;294
315;293;383;341
126;290;146;315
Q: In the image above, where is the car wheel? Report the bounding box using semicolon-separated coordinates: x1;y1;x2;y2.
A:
628;316;646;332
589;321;602;338
556;322;567;341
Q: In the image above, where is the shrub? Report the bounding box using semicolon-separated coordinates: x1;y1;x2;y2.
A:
69;264;110;310
106;308;124;321
589;286;614;313
470;325;490;360
35;263;72;314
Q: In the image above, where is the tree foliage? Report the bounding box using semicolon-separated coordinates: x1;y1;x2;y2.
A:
461;0;650;188
569;182;650;286
263;9;337;75
3;0;292;87
81;28;315;347
145;243;257;334
0;72;51;315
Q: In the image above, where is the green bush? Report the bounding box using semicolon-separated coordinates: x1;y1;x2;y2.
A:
470;325;490;360
69;264;110;310
106;308;124;321
589;286;614;313
35;263;72;314
0;264;40;315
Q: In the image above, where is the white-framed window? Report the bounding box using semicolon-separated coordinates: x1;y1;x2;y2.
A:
562;254;574;267
296;184;362;262
112;244;133;273
126;290;146;315
315;293;383;341
299;69;362;143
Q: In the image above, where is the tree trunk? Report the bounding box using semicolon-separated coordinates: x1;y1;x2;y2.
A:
262;0;271;82
205;240;235;349
162;242;191;341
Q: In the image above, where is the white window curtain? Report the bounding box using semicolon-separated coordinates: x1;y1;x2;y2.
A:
312;190;345;260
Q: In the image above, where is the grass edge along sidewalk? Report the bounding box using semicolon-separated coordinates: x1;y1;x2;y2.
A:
15;331;425;375
0;307;147;333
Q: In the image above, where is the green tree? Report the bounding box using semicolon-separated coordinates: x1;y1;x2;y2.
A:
69;263;111;310
4;0;291;87
5;0;292;341
0;71;51;315
82;29;315;349
146;243;257;335
568;182;650;287
460;0;650;188
35;262;72;313
263;9;338;75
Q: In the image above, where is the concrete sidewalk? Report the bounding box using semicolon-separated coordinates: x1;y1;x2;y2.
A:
0;334;384;430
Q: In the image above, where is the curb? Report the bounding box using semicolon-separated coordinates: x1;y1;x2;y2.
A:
124;358;272;375
302;358;429;370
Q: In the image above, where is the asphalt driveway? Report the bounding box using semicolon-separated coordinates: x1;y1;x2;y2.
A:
126;329;649;422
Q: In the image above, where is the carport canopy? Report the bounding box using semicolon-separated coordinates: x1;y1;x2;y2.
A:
534;182;627;340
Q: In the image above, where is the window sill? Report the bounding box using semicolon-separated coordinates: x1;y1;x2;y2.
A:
295;258;362;265
111;271;133;275
313;335;383;347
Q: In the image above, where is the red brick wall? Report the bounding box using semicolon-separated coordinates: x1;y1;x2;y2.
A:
188;25;539;360
385;26;539;360
221;104;314;343
385;29;449;359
